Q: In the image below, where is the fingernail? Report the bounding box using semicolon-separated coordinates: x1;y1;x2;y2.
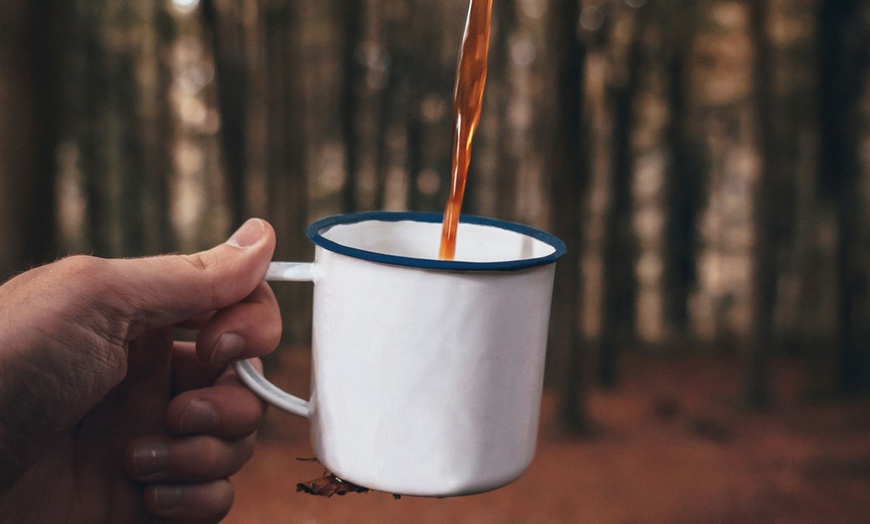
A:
179;399;219;433
226;218;266;248
152;486;184;510
211;332;244;365
133;441;169;477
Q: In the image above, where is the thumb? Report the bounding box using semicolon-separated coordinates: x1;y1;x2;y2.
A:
114;218;276;336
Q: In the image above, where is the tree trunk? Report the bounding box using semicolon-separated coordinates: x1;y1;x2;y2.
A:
549;0;590;435
338;1;365;213
661;0;706;335
598;5;647;387
262;2;311;345
405;2;451;212
203;0;250;229
0;0;58;280
817;0;870;394
140;3;175;253
62;0;175;258
403;1;426;212
491;0;518;220
745;0;777;407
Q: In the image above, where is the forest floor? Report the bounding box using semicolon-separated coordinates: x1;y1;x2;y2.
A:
224;349;870;524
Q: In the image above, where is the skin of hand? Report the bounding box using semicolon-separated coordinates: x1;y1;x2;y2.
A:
0;218;281;524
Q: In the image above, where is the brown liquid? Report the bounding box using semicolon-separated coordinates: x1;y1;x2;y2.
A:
438;0;493;260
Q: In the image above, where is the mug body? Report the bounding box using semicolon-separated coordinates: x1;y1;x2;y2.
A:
304;212;563;496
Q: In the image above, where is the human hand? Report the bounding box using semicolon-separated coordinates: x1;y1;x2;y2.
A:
0;218;281;523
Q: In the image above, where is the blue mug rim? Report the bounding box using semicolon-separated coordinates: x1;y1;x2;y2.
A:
305;211;567;272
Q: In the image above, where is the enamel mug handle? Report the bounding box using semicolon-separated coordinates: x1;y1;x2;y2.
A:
232;261;319;418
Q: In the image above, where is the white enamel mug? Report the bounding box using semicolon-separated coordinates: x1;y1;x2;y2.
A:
234;211;565;497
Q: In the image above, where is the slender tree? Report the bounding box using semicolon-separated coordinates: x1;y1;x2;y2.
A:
202;0;250;229
64;0;108;256
372;0;412;210
0;0;59;280
549;0;590;435
403;1;427;212
262;1;311;344
818;0;870;393
405;1;453;212
746;0;778;407
598;2;648;387
661;0;706;335
60;0;177;258
338;1;366;213
491;0;518;220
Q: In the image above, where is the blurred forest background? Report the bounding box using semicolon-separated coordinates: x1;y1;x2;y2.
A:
2;0;870;440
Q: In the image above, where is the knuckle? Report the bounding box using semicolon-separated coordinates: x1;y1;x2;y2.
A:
238;436;256;464
179;253;222;309
60;254;104;272
182;252;211;272
198;437;226;464
56;255;111;289
209;480;235;521
52;256;119;311
196;437;243;477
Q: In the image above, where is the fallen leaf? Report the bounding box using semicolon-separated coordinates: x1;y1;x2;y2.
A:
296;471;370;498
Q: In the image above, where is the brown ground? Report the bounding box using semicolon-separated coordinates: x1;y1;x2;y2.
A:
224;350;870;523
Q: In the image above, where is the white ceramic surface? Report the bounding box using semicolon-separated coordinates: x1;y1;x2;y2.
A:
234;212;564;497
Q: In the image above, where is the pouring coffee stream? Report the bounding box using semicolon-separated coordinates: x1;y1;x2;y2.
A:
439;0;493;261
